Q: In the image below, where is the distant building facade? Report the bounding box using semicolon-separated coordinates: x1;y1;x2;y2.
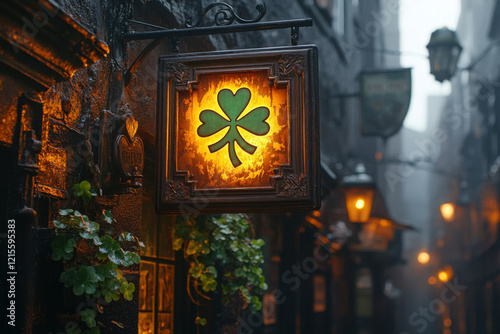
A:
0;0;404;333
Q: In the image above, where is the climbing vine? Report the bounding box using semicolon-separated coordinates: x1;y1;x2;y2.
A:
51;181;143;333
173;214;267;326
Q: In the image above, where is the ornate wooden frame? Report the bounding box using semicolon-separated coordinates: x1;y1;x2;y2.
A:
156;45;319;213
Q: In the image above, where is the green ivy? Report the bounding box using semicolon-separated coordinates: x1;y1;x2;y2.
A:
51;181;143;333
174;214;267;325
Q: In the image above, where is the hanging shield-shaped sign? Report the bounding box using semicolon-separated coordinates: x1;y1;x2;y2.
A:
360;68;411;139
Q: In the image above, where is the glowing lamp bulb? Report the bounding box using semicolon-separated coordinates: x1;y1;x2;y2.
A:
417;251;430;264
438;271;449;283
355;199;365;209
440;203;455;222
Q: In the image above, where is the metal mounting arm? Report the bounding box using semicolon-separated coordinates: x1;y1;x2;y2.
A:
122;2;313;85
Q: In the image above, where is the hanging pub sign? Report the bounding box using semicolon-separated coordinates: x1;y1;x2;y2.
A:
156;45;320;214
360;68;412;139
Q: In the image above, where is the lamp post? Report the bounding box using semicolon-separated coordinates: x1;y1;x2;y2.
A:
426;27;462;82
342;163;375;223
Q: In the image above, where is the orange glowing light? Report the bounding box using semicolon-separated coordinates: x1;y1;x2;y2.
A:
444;318;452;328
438;271;449;283
428;276;437;285
176;71;289;189
355;199;365;209
437;239;444;248
440;203;455;222
312;210;321;217
305;216;322;229
417;251;430;264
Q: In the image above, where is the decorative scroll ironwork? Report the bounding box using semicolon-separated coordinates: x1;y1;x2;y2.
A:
279;54;305;76
185;2;266;28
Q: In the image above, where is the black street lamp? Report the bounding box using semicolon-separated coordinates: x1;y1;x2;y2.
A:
426;27;462;82
342;163;375;223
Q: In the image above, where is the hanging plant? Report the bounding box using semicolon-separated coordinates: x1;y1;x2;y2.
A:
173;214;267;326
50;181;144;333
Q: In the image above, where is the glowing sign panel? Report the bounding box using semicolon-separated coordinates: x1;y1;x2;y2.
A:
157;46;319;213
197;87;270;168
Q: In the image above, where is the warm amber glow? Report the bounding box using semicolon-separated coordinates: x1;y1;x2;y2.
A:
440;203;455;222
305;216;322;229
379;219;390;227
312;210;321;217
444;318;452;328
438;271;449;283
482;188;500;225
176;71;289;189
344;188;374;223
417;251;430;264
428;276;437;285
437;239;444;248
366;217;395;240
355;199;365;209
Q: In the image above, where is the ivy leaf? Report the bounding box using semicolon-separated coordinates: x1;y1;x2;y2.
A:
189;263;205;279
51;235;74;261
102;210;113;224
186;240;198;255
66;322;81;334
195;317;207;326
99;235;120;254
251;239;265;248
106;277;120;291
83;327;100;334
173;238;183;251
130;252;141;264
60;268;78;288
206;266;217;278
119;232;134;242
73;181;95;202
59;208;74;216
93;236;103;246
53;220;66;229
93;265;105;282
81;308;97;328
120;282;135;301
201;277;217;292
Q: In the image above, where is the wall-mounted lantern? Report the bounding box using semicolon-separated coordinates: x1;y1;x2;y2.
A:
342;163;375;223
426;27;462;82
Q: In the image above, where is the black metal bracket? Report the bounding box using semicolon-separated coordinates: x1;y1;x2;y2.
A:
122;2;313;85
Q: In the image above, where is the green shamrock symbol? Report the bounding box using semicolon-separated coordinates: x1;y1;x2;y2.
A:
197;87;270;168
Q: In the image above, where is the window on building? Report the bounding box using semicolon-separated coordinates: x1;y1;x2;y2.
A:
139;145;175;334
314;0;346;37
332;0;345;36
